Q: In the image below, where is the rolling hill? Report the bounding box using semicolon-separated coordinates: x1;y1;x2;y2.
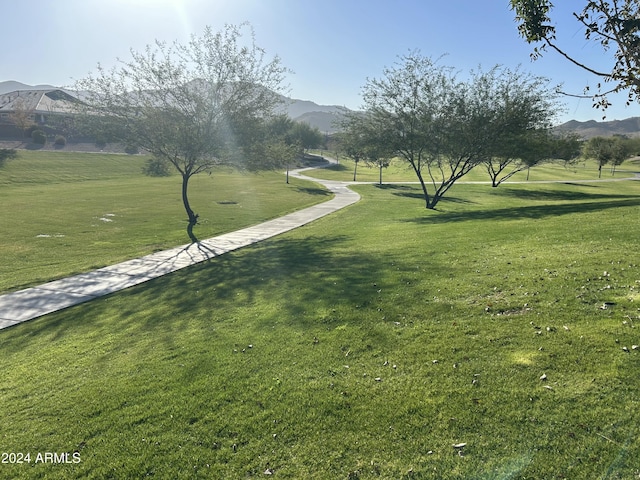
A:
0;81;350;133
6;80;640;137
554;117;640;138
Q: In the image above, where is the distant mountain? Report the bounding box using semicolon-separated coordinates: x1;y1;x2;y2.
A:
0;80;351;133
293;110;347;134
554;117;640;139
0;80;59;94
279;97;345;118
276;96;350;133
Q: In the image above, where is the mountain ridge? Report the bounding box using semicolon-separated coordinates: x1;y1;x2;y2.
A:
554;117;640;138
4;80;639;137
0;80;348;133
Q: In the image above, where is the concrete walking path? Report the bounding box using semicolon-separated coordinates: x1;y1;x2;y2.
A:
0;160;359;330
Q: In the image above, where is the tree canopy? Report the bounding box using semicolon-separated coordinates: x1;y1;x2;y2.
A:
74;24;288;241
342;54;561;208
510;0;640;112
582;135;634;177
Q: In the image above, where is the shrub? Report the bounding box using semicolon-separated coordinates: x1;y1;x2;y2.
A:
54;135;67;146
31;129;46;145
124;144;139;155
25;125;39;138
0;148;17;167
142;157;172;176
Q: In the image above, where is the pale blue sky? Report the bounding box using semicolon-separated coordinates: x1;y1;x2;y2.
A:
2;0;638;123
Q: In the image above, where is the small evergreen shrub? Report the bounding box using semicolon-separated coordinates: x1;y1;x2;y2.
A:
142;157;172;177
31;129;46;145
54;135;67;146
124;145;139;155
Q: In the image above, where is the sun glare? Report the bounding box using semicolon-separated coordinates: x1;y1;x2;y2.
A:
115;0;196;38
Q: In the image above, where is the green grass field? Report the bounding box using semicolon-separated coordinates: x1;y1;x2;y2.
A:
0;150;330;293
1;151;640;478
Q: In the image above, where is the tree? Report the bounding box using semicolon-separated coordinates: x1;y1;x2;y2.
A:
485;129;549;186
582;135;633;177
510;0;640;111
339;111;394;183
337;115;371;181
609;136;632;174
8;98;36;136
549;132;584;167
250;115;323;183
290;122;324;153
349;54;559;208
469;67;561;186
583;136;615;177
485;130;582;185
74;24;288;242
350;53;454;209
248;115;298;183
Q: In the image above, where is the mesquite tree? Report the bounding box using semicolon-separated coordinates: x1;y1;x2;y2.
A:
347;54;561;208
511;0;640;112
74;24;288;242
583;136;633;177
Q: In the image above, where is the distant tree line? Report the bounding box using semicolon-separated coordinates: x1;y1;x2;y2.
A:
582;135;640;177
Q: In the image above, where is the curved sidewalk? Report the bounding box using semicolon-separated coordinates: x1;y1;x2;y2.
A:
0;163;359;330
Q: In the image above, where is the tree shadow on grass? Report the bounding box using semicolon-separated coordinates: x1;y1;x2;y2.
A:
324;163;350;172
142;235;385;325
375;184;475;204
492;185;639;202
294;186;333;196
407;197;640;225
18;234;393;345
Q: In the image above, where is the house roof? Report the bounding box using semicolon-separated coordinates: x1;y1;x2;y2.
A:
0;89;79;114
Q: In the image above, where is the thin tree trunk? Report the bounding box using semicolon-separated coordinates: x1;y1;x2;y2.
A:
413;168;430;208
181;173;199;243
353;161;358;181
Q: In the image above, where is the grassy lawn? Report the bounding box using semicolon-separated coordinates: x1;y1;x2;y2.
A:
1;171;640;477
0;150;331;293
308;153;640;184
